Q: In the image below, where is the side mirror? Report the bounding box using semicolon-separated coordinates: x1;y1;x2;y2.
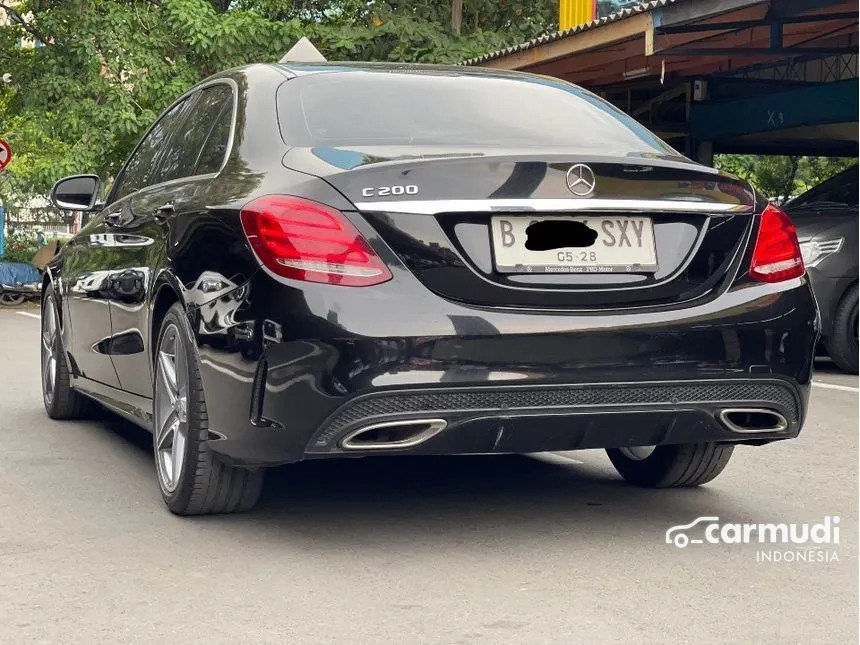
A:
50;175;102;211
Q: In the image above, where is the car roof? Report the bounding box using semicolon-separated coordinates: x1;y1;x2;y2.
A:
192;62;540;94
272;61;538;81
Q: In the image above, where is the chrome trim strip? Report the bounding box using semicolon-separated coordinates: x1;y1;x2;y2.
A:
718;408;789;434
340;419;448;450
353;199;752;215
818;238;844;254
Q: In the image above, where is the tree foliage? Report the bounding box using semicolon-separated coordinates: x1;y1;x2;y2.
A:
0;0;556;199
715;154;855;203
1;1;854;207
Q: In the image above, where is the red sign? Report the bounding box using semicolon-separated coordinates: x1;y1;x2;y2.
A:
0;139;11;170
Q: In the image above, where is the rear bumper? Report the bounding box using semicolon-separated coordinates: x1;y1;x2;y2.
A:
204;378;806;466
306;378;803;455
192;270;818;467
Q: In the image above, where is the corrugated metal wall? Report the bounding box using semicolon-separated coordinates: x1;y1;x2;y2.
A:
559;0;596;30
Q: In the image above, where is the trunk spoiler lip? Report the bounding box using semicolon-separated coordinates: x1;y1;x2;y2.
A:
352;198;755;215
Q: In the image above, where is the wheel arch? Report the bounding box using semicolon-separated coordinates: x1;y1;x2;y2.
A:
832;277;858;317
823;279;859;373
149;271;188;371
41;267;61;326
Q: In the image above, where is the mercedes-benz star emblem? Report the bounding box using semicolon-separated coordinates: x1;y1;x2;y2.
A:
566;164;597;197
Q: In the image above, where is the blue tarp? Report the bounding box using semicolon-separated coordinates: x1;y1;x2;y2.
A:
0;262;41;286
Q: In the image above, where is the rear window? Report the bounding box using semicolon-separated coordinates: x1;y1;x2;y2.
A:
788;167;859;208
276;71;679;155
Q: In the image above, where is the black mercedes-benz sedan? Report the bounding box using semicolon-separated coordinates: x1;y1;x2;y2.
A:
43;63;818;515
783;165;858;373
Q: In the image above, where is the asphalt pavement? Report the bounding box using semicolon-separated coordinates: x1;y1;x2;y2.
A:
1;308;857;645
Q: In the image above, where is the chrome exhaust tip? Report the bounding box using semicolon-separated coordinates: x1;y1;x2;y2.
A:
718;408;789;434
340;419;447;450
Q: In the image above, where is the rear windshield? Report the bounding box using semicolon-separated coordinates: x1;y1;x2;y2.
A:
276;70;679;155
787;166;859;208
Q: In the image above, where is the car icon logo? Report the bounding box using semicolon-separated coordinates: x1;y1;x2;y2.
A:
566;163;597;197
665;516;720;548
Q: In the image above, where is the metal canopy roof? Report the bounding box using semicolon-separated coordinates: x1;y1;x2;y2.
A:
464;0;858;157
461;0;680;67
462;0;858;89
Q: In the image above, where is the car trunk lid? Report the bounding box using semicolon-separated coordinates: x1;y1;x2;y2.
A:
284;146;757;309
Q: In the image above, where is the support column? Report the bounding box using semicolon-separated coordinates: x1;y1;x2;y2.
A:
696;140;714;167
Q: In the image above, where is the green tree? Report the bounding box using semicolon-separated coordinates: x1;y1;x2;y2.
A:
799;155;855;189
715;154;855;202
0;0;556;199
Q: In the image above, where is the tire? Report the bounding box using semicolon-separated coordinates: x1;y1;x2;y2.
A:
153;303;263;515
606;442;735;488
825;285;858;374
1;290;26;306
41;287;93;419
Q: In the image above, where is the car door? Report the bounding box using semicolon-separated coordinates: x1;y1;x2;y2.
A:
60;98;193;389
107;82;236;397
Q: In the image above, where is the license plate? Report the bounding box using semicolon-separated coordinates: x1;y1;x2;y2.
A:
490;215;658;274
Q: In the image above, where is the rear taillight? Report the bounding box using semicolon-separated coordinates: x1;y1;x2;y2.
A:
240;196;392;287
749;203;805;283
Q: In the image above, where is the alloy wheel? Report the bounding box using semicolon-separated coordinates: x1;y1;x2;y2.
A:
41;296;58;405
154;323;189;493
